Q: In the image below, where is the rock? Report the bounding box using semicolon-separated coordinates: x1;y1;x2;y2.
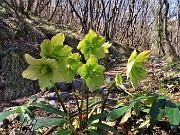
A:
55;82;72;92
36;97;46;103
48;100;58;108
73;79;88;92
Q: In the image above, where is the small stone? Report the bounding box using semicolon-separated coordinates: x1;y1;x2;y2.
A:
36;97;46;103
48;100;58;108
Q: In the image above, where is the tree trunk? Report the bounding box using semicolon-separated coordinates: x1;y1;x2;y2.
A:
163;0;178;58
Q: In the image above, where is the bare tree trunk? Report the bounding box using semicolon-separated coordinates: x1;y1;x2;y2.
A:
177;0;180;57
157;0;166;55
163;0;178;58
48;0;60;21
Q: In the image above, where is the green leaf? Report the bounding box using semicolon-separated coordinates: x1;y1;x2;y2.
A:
106;106;128;121
88;113;107;125
176;102;180;111
55;128;71;135
134;101;142;115
115;74;123;86
144;96;156;106
149;96;166;129
26;96;37;107
0;110;16;121
165;100;180;126
141;106;150;113
31;103;66;116
88;129;106;135
91;122;120;135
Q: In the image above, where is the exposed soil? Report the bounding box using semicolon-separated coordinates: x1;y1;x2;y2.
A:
0;56;180;135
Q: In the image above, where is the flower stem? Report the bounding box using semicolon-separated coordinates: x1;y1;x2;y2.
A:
79;79;85;130
101;67;127;113
72;80;80;113
86;88;89;123
53;85;68;113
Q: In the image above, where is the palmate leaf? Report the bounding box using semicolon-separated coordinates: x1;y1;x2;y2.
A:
127;50;150;89
149;96;166;129
106;106;129;121
31;103;66;116
25;116;67;130
107;96;147;121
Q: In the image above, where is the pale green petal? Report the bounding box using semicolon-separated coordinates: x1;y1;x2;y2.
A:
86;77;94;90
128;50;137;63
102;42;111;53
134;50;150;63
25;54;44;65
85;29;97;41
39;75;51;91
52;68;64;82
127;60;134;79
77;40;86;50
86;55;98;65
51;33;64;47
40;39;51;58
22;65;41;80
77;65;88;79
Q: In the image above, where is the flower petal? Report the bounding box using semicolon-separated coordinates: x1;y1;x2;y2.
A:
22;65;41;80
39;75;51;91
25;54;44;65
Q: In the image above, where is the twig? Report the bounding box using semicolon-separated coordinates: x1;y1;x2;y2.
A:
43;125;59;135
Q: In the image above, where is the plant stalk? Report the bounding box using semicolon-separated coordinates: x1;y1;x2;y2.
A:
86;88;89;122
101;67;127;113
72;80;81;113
79;79;85;130
53;85;68;113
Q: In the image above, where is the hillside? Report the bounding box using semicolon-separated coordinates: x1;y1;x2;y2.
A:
0;5;133;101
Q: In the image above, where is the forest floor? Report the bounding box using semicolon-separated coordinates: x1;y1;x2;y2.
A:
0;55;180;135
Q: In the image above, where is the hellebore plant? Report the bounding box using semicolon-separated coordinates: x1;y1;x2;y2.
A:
1;29;178;135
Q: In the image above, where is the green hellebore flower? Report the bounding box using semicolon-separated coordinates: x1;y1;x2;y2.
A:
77;29;111;60
40;33;72;76
78;55;105;91
127;50;150;89
65;53;82;82
22;54;64;91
